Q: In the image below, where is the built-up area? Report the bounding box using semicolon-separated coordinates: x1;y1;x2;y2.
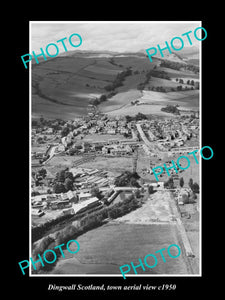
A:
31;112;199;230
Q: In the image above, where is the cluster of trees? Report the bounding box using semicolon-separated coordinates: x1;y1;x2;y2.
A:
176;78;184;84
125;113;148;122
175;78;196;86
32;235;56;272
53;169;74;193
52;170;104;197
188;178;199;194
147;185;156;195
104;68;132;92
176;85;194;91
61;121;79;137
184;64;199;74
61;126;70;137
32;213;75;243
174;78;199;91
32;168;47;187
150;86;166;92
114;171;140;187
161;105;180;115
151;70;170;80
176;85;184;91
164;177;175;189
33;236;55;258
148;84;196;93
107;194;140;219
179;177;199;203
32;224;80;273
89;94;111;106
164;176;199;193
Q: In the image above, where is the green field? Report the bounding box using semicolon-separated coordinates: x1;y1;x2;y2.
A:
99;90;142;113
100;87;199;117
158;66;199;79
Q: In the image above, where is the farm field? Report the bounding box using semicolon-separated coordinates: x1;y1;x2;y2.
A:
32;50;199;120
139;89;199;108
32;95;84;120
32;55;122;119
157;67;199;79
99;90;142;113
100;89;199;117
147;76;197;92
50;222;189;275
104;103;176;117
47;190;198;275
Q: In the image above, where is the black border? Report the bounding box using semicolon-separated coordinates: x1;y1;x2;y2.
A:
14;14;217;297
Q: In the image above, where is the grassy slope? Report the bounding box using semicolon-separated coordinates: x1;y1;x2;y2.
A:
32;54;199;119
32;56;121;119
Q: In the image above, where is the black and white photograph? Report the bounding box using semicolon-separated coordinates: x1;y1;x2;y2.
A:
29;21;202;278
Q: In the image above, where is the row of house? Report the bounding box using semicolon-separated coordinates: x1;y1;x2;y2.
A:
140;117;199;152
102;144;133;156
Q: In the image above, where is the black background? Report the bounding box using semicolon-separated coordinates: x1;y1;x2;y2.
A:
13;10;219;298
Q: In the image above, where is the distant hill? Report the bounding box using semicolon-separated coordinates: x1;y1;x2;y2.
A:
176;46;199;59
31;49;147;64
31;46;199;65
140;45;199;65
175;46;199;66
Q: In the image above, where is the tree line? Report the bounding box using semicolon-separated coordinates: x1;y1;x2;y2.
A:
160;60;199;74
31;192;141;273
104;67;132;92
89;67;133;106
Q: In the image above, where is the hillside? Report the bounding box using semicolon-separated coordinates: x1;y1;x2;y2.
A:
32;50;199;120
143;45;199;65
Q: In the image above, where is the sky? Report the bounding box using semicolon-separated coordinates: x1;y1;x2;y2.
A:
30;21;201;54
